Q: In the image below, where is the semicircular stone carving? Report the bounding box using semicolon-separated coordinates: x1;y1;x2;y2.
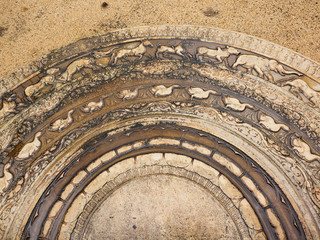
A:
1;26;320;240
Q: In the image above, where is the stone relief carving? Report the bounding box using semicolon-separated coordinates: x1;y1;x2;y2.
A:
49;110;74;131
292;137;320;162
82;99;105;113
262;138;317;202
0;92;28;122
69;160;253;240
24;68;59;101
1;25;319;91
258;113;289;132
232;55;301;83
196;46;240;63
60;58;95;81
1;78;318;196
0;28;319;239
0;97;314;239
117;88;140;100
0;98;17;119
186;61;320;144
24;123;303;239
99;99;316;194
97;41;154;65
283;78;320;106
0;163;13;195
82;95;110;113
26;121;98;186
135;60;182;75
0;128;14;153
16;132;42;160
187;87;217;99
223;96;253;111
0;41;318;148
290;163;309;188
0;67;318;197
310;184;320;211
15;99;279;190
151;85;180;97
156;45;191;59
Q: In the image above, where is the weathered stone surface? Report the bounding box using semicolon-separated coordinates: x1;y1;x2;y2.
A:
219;174;243;200
64;193;87;223
84;171;109;195
0;25;319;240
83;175;241;240
239;199;262;230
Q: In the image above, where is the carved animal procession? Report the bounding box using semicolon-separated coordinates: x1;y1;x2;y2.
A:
0;29;320;240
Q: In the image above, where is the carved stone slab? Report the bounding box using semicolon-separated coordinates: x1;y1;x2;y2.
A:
0;26;320;240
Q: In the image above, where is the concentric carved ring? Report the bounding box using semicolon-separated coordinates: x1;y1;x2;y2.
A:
0;26;320;239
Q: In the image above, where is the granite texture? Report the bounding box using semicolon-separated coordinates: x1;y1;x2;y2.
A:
0;0;319;79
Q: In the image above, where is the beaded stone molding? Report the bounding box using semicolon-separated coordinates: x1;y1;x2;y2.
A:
0;26;320;239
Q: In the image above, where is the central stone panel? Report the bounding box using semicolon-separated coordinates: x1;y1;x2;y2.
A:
83;174;239;239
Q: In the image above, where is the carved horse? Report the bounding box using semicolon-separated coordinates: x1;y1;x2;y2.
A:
110;41;154;65
196;46;240;63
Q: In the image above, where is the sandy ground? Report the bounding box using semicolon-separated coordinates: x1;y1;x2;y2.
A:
0;0;319;79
